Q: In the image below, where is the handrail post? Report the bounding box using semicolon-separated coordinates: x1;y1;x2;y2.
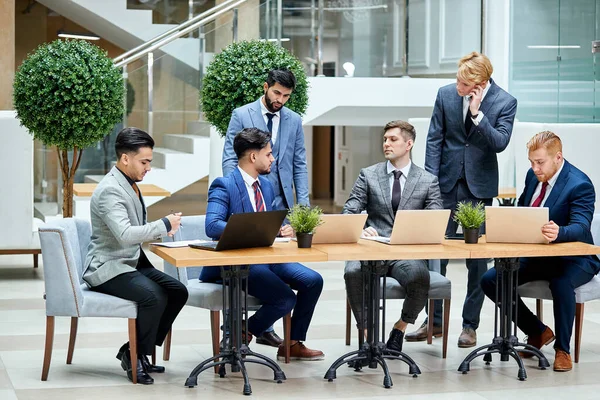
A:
310;0;316;75
317;0;324;76
277;0;282;45
122;65;128;127
403;0;409;77
199;26;205;99
233;8;238;42
147;53;154;137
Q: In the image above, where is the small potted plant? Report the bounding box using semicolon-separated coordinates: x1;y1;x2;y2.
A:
287;204;324;248
453;201;486;244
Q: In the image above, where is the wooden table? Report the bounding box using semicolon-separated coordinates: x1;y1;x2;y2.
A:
73;183;171;197
150;243;327;395
445;236;600;380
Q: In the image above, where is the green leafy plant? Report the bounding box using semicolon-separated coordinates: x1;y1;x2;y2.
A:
13;39;124;216
287;204;324;234
453;201;486;230
201;40;309;137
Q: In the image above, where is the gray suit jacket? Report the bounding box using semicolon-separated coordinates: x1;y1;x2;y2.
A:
221;99;309;210
343;162;443;237
83;166;167;287
425;79;517;199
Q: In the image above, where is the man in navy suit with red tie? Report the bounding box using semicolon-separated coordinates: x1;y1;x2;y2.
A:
481;131;600;372
200;127;325;361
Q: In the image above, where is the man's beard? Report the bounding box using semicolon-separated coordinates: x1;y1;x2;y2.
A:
265;94;282;112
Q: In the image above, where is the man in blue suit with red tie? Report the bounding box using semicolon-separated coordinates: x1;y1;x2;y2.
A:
481;131;600;372
200;127;324;361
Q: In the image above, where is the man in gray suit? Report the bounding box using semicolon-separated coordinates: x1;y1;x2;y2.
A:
221;68;309;347
409;51;517;347
343;120;443;353
83;127;188;384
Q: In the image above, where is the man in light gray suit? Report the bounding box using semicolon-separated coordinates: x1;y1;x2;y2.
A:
221;68;309;347
343;120;443;353
83;127;188;384
411;51;517;348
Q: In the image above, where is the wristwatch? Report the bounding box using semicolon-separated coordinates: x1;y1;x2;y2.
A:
470;111;479;119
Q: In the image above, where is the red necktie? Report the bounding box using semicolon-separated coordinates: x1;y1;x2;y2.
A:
531;182;549;207
252;181;265;212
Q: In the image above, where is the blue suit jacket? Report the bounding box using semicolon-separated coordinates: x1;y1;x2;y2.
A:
519;160;600;275
222;99;309;210
200;168;277;281
425;79;518;199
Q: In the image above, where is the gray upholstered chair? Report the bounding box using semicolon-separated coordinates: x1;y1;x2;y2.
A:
38;218;138;383
518;213;600;363
162;215;292;366
345;259;452;358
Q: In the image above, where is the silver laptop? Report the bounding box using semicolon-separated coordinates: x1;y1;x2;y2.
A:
367;209;451;245
485;206;549;244
311;214;368;244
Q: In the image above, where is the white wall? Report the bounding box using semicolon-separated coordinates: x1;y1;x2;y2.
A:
0;111;39;249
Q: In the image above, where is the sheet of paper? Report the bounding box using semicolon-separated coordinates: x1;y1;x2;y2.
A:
361;235;391;243
151;240;212;248
275;237;291;243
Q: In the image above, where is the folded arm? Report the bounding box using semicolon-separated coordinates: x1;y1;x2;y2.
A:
473;97;517;153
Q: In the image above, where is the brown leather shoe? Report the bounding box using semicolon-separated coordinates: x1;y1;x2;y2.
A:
277;342;324;361
519;326;555;359
553;349;572;372
404;323;443;342
457;328;477;348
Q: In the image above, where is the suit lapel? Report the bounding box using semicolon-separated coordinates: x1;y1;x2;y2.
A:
523;173;539;206
233;168;256;213
277;108;290;159
111;166;143;224
451;91;467;136
544;161;571;210
399;165;419;210
377;163;395;219
248;99;269;132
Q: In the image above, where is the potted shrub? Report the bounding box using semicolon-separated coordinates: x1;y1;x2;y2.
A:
13;39;124;217
287;204;324;248
201;40;309;137
453;201;486;244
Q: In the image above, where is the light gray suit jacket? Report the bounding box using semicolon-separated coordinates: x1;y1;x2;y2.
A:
343;162;443;237
83;166;167;287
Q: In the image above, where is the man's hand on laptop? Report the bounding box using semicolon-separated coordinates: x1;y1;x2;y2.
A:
280;224;294;238
362;227;378;237
166;212;182;237
541;220;559;242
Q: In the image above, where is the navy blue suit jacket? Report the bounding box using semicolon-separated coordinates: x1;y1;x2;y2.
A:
200;168;277;281
425;79;517;199
519;160;600;275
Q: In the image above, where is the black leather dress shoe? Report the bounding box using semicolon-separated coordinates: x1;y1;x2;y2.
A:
256;331;283;347
120;350;154;384
140;354;165;373
386;328;405;353
115;342;129;360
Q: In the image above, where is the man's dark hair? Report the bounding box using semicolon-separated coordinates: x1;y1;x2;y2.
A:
115;127;155;159
266;68;296;90
233;127;272;159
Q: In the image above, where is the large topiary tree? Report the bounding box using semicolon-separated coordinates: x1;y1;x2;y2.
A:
13;39;124;217
201;40;309;137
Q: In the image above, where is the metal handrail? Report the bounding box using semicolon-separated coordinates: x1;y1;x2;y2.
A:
113;0;248;66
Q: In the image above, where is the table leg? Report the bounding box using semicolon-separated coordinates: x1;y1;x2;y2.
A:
184;265;286;395
324;261;421;388
458;257;550;380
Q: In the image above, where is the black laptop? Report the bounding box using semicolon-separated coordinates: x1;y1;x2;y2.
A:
189;210;288;251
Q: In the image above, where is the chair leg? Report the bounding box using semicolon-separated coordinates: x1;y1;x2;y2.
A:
128;319;137;384
41;316;55;381
427;299;434;345
345;297;351;346
163;329;172;361
210;311;220;373
536;299;543;321
66;317;78;364
33;254;39;269
442;299;450;359
575;303;584;363
152;348;156;366
283;312;292;363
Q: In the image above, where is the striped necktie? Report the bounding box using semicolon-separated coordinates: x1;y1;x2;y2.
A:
252;181;265;212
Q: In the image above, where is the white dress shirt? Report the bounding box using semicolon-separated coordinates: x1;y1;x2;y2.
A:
387;160;411;200
260;97;281;144
238;166;263;212
462;80;492;127
529;160;564;207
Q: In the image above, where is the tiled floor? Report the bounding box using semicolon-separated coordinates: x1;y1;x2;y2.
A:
2;252;600;399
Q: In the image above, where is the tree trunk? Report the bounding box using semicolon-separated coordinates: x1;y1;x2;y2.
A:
57;147;84;218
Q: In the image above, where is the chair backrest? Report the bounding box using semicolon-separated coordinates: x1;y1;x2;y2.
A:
163;215;208;285
38;218;92;317
592;213;600;246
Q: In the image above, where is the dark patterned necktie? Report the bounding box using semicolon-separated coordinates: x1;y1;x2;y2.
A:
392;170;402;213
531;182;549;207
252;181;265;212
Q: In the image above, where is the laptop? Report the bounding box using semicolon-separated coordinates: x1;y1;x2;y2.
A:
485;206;549;244
366;209;451;245
189;210;287;251
311;214;368;244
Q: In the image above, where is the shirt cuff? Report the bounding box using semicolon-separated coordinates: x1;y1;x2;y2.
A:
472;111;484;126
162;217;172;232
